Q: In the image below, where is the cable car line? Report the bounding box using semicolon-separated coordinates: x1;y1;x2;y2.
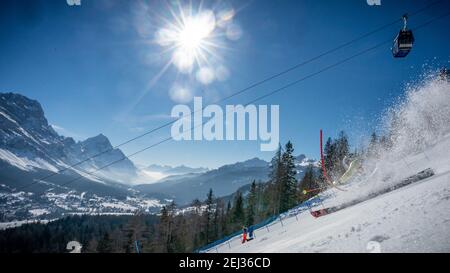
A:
30;10;450;196
15;1;446;192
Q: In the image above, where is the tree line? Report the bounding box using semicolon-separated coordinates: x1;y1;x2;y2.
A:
140;132;353;252
1;131;358;253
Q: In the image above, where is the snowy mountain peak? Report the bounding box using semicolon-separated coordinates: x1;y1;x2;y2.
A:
0;92;139;185
295;154;316;167
217;157;269;171
80;134;113;152
241;157;268;167
0;92;61;144
1;92;45;122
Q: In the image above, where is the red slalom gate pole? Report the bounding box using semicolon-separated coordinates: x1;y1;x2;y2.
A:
320;129;329;180
320;129;346;192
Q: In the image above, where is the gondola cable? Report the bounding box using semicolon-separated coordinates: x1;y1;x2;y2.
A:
28;11;450;197
13;1;447;193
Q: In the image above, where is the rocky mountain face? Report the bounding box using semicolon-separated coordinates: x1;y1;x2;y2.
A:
0;93;66;161
0;92;138;184
0;93;167;222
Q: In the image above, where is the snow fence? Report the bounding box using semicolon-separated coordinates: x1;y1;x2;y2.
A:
196;195;325;253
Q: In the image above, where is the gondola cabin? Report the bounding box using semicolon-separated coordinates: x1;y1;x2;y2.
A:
392;29;414;58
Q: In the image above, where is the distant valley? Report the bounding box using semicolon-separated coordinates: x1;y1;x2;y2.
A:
0;92;317;224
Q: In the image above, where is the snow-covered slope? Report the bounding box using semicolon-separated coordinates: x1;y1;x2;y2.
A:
209;135;450;253
206;75;450;253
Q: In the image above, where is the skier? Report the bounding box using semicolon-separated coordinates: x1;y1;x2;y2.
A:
246;226;254;241
337;157;362;185
241;226;247;244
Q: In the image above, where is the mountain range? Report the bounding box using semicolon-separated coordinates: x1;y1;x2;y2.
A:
0;92;138;183
0;92;317;221
136;156;317;205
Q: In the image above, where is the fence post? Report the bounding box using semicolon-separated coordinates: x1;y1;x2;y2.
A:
228;241;231;249
279;216;284;227
266;225;270;232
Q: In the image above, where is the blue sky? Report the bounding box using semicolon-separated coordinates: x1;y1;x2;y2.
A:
1;0;449;168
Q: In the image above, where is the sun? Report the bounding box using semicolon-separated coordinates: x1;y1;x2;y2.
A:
155;7;218;73
177;17;210;51
149;1;240;93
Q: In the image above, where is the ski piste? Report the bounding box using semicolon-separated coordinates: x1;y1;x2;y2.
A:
310;168;435;218
320;129;347;191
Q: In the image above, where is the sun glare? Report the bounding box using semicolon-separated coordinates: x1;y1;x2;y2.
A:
155;7;219;74
177;15;213;51
151;2;240;101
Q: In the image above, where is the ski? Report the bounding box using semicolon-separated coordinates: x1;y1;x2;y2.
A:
310;168;435;218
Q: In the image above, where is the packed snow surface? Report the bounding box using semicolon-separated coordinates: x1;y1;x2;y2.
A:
207;76;450;253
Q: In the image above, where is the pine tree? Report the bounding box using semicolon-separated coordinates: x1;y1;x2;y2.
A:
379;135;392;150
324;137;334;176
110;228;125;253
368;132;379;158
224;200;232;235
97;232;113;253
85;238;98;253
335;131;350;175
268;144;284;215
158;202;176;252
279;141;297;212
191;198;202;214
246;181;257;226
212;201;219;241
158;206;169;252
123;213;146;253
232;191;245;227
204;189;215;244
215;199;227;238
298;165;319;202
166;201;177;252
